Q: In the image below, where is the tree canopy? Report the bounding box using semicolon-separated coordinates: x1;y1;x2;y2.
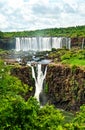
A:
2;25;85;38
0;31;4;38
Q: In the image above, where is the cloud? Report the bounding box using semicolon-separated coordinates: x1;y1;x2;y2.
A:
0;0;85;32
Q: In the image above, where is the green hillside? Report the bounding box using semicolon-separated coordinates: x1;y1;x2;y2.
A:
2;25;85;38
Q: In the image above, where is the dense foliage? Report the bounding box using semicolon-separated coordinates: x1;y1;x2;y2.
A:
0;24;85;129
65;105;85;130
0;31;4;38
0;58;64;129
48;48;85;66
0;58;85;129
2;25;85;38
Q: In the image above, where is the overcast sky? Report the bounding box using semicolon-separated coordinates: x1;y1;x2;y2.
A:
0;0;85;32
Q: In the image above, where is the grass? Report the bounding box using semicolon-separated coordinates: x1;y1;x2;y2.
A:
62;58;85;66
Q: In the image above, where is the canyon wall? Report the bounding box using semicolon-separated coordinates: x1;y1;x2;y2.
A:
11;66;35;100
46;64;85;111
11;64;85;111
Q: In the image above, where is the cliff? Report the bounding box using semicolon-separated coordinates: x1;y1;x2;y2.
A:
11;64;85;112
46;64;85;111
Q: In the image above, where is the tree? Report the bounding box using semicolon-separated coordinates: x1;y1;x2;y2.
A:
0;31;4;38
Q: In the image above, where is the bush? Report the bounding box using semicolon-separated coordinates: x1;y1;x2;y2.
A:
72;105;85;129
65;105;85;130
0;94;65;130
0;97;39;130
36;105;64;130
61;53;71;60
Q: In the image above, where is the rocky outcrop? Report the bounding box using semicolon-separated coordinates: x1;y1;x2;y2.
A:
46;64;85;112
11;66;35;100
11;64;85;112
71;37;85;48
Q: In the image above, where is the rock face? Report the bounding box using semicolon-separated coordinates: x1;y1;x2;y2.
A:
11;64;85;112
11;66;35;100
71;37;85;48
46;64;85;111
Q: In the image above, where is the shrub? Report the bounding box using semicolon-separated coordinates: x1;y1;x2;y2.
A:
65;105;85;130
36;105;64;130
61;53;71;60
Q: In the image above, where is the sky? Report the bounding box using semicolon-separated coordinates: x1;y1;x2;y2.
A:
0;0;85;32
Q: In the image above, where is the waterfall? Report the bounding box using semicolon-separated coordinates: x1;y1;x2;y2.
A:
68;38;71;49
16;37;71;51
65;38;71;49
41;37;51;51
52;37;71;49
31;64;47;103
52;37;62;48
16;37;20;51
31;37;38;51
82;38;84;49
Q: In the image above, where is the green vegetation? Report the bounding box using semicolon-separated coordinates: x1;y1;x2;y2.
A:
44;83;49;93
0;31;4;38
0;59;28;97
1;25;85;38
0;27;85;129
65;105;85;130
61;49;85;66
0;58;65;129
48;49;85;66
0;57;84;129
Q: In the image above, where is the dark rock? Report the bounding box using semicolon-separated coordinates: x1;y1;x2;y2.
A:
46;64;85;112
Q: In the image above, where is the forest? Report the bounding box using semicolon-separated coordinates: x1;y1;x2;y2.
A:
0;25;85;38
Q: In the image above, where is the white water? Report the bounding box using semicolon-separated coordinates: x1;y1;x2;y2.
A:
68;38;71;49
52;37;62;48
16;37;71;51
82;38;84;49
16;37;21;51
41;37;51;51
65;38;71;49
31;64;47;102
52;37;71;49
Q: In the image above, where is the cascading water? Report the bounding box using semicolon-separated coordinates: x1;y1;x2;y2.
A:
31;37;38;51
16;37;71;51
16;37;21;51
65;38;71;49
68;38;71;49
41;37;51;51
82;38;85;49
52;37;62;49
27;57;51;106
31;64;47;103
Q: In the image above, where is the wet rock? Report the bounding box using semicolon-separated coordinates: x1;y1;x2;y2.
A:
4;58;18;65
46;64;85;112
